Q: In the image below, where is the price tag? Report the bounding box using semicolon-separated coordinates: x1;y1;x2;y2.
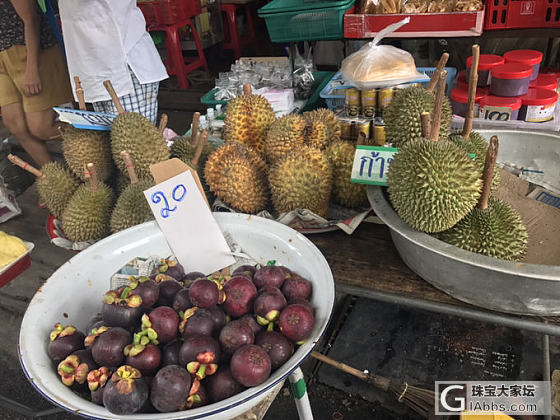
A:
144;170;235;275
53;107;117;131
351;145;397;186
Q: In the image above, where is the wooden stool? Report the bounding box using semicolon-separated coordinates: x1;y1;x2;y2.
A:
221;0;257;59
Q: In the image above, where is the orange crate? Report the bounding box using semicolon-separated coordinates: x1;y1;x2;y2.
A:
138;0;202;26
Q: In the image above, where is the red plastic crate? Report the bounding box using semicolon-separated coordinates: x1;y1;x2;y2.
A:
138;0;201;26
484;0;560;30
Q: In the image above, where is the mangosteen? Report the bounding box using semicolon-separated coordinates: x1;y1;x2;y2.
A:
255;331;294;370
278;304;314;343
182;271;206;287
102;365;148;415
207;366;246;402
157;258;185;281
253;266;286;290
254;289;287;327
144;306;179;344
150;365;192;413
223;275;257;318
189;278;219;308
70;348;98;371
200;306;227;335
56;354;90;388
218;320;254;355
91;327;131;367
172;288;192;312
86;313;103;332
162;340;181;366
232;264;257;279
156;278;184;307
281;275;312;301
47;323;85;363
102;287;143;329
129;276;159;309
258;286;285;296
288;298;314;314
124;343;161;376
179;334;220;380
239;314;263;336
179;308;215;337
230;344;271;387
184;380;209;409
88;367;112;405
87;321;106;336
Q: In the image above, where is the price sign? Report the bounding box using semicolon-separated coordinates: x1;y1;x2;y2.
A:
53;107;117;131
144;170;235;275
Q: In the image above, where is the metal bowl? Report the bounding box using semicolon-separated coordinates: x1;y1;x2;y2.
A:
19;213;335;419
368;129;560;316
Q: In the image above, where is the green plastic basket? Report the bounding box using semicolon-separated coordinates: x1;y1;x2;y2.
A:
258;0;354;43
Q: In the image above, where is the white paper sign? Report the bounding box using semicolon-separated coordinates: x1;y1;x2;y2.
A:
144;171;235;275
53;107;117;131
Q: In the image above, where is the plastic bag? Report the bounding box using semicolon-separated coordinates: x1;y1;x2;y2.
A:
291;43;315;100
340;18;427;89
0;175;21;223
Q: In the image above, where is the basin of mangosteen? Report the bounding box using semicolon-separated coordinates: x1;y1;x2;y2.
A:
19;213;335;419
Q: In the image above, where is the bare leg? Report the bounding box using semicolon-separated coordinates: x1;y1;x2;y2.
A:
1;102;52;166
25;108;61;140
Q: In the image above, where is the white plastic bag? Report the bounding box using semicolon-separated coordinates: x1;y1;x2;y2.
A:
341;18;427;89
0;175;21;223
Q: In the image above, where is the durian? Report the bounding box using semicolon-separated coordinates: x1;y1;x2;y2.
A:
439;136;527;261
387;73;482;233
7;155;79;219
62;163;114;242
327;141;367;209
303;108;341;145
103;80;169;179
113;171;130;197
223;84;275;155
265;114;306;163
110;151;154;233
204;142;268;213
305;120;329;150
269;145;332;217
61;127;112;183
171;136;215;178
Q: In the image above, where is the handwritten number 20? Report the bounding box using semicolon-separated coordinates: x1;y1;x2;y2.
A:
151;184;187;219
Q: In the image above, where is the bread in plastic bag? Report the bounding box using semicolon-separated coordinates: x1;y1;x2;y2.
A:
341;18;427;89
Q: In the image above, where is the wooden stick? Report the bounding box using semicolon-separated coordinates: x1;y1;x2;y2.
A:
420;112;431;139
462;45;480;138
159;113;168;135
7;154;44;178
120;151;138;185
477;136;498;211
426;52;449;93
83;163;90;180
191;130;208;168
87;163;98;191
102;80;125;114
189;112;201;145
243;83;252;95
429;70;447;142
74;76;86;111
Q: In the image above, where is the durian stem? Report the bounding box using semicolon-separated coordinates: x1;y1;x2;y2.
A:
191;129;208;168
429;70;447;142
83;163;90;180
420;112;431;139
159;113;168;135
7;154;45;178
189;112;201;145
120;151;138;184
243;83;252;95
462;44;480;139
477;136;499;211
425;52;449;94
102;80;125;114
74;76;86;111
87;163;98;191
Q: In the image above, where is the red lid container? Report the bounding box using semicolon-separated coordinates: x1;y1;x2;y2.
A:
504;50;543;66
491;63;533;80
457;70;467;90
520;88;558;106
479;95;522;110
467;54;504;70
450;88;485;104
530;74;558;91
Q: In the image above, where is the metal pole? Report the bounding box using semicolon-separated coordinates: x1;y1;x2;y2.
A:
543;334;552;420
289;367;314;420
336;284;560;337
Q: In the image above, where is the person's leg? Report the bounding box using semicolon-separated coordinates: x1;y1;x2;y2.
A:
1;102;52;166
25;108;61;140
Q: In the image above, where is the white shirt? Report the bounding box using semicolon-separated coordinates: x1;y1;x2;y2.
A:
59;0;168;103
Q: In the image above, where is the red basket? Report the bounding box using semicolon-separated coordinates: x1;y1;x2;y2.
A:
138;0;202;26
484;0;560;30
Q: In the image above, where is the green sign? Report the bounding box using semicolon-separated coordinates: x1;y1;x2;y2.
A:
351;145;397;186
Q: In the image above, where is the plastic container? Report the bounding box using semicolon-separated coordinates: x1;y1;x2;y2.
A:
490;63;533;97
466;54;504;87
137;0;201;26
530;74;558;92
258;0;354;43
479;95;521;121
0;241;34;288
456;70;468;90
518;88;558;123
504;50;543;81
484;1;560;30
450;88;485;118
19;214;335;419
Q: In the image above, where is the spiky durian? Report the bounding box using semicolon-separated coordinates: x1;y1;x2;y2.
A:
204;143;268;213
387;139;482;233
384;86;452;147
269;145;332;217
305;120;329;150
61;126;112;181
110;112;169;179
113;171;130;197
170;136;215;179
303;108;341;146
37;162;80;218
326;141;368;209
265;115;306;163
110;179;154;233
223;92;275;155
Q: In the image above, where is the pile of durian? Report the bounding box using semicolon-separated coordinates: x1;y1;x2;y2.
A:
202;85;369;219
